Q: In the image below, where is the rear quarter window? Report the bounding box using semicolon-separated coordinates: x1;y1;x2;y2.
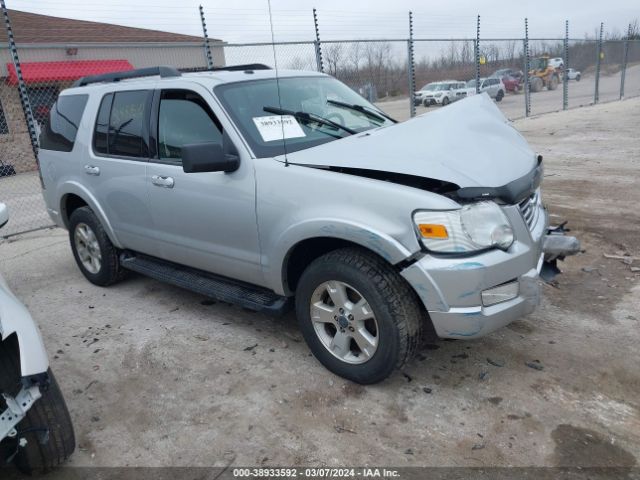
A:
39;94;89;152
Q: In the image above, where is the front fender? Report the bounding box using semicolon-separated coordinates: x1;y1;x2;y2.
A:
58;181;122;248
0;276;49;377
266;219;414;296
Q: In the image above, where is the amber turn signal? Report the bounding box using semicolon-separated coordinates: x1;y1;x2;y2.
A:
418;224;449;239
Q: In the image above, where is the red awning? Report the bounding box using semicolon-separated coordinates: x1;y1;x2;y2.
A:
6;59;134;85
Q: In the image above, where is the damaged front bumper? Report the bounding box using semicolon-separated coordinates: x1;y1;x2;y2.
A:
401;202;547;339
0;384;42;442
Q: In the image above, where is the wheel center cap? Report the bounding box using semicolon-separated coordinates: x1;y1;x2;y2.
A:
337;315;349;328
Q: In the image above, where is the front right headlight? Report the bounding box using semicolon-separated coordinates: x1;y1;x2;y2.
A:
413;201;514;253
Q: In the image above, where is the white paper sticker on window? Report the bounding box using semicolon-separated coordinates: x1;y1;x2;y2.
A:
252;115;306;142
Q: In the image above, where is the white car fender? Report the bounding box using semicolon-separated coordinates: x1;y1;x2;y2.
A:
0;274;49;377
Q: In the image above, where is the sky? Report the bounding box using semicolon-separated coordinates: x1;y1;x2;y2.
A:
7;0;639;44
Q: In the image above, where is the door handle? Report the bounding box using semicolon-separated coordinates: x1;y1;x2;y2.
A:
84;165;100;176
151;175;175;188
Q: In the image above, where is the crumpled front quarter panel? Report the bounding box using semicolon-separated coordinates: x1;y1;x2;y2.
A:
254;160;459;295
0;275;49;377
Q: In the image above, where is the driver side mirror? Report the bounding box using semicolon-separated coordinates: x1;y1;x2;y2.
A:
0;203;9;230
182;142;240;174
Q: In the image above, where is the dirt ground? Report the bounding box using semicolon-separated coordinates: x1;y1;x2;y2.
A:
1;97;639;472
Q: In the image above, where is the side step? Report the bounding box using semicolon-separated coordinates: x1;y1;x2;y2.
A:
120;252;291;315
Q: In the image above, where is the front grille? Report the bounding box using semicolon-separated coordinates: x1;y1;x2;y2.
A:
518;191;540;230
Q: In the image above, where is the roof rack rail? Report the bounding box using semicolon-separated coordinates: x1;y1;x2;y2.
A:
72;66;181;87
210;63;271;72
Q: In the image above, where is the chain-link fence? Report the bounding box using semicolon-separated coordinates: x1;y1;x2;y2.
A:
2;4;640;237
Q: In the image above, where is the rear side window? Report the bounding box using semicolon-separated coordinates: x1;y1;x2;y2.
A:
93;90;149;158
39;94;88;152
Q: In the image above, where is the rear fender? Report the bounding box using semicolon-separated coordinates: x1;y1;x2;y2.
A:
59;181;122;248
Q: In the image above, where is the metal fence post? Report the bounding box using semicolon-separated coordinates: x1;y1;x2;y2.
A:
407;11;416;118
620;23;631;99
474;15;481;94
563;20;569;110
594;22;603;104
1;0;41;184
523;19;531;117
199;5;214;69
313;8;324;73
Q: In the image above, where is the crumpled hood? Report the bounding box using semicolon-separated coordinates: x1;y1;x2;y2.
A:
279;94;536;189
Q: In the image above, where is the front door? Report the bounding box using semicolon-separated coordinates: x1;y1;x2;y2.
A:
145;87;262;286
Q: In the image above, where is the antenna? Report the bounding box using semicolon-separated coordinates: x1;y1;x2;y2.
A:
267;0;289;167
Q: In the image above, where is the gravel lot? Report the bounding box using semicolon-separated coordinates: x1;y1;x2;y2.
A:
1;97;639;472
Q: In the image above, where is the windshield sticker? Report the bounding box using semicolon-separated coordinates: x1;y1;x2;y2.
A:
253;115;306;142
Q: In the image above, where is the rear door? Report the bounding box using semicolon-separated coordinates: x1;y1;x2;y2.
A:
145;85;262;285
85;89;158;255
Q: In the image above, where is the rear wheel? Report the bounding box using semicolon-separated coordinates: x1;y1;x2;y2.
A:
495;90;504;102
295;248;423;384
576;74;581;82
68;207;125;286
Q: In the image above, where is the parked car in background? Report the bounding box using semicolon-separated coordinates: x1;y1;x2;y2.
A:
566;68;581;81
491;68;521;80
0;203;75;473
502;75;523;92
413;82;437;106
548;57;564;69
457;77;506;102
421;81;466;106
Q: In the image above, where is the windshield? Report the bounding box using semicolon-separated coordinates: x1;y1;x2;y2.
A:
215;76;394;158
433;84;451;91
466;79;477;88
420;83;436;91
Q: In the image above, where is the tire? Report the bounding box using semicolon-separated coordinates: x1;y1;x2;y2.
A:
442;97;450;106
295;248;423;384
576;74;581;82
68;206;125;286
495;90;504;102
548;75;559;90
422;99;429;107
0;338;75;473
530;77;543;93
13;371;76;474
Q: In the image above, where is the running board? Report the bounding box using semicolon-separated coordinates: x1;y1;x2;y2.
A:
120;252;291;315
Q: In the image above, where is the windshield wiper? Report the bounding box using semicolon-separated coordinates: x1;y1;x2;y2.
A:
327;99;397;124
263;106;357;136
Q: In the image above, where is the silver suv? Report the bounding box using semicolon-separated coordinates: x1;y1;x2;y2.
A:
39;65;548;384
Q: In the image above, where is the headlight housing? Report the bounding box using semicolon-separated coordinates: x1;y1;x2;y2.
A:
414;201;514;253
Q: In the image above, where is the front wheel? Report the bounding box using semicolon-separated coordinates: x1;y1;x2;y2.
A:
12;371;76;473
576;74;581;82
441;97;450;106
295;248;423;384
495;90;504;102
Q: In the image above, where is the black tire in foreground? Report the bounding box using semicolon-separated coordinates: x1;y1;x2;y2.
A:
68;206;125;286
496;90;504;102
12;371;76;474
295;248;423;384
0;337;75;473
